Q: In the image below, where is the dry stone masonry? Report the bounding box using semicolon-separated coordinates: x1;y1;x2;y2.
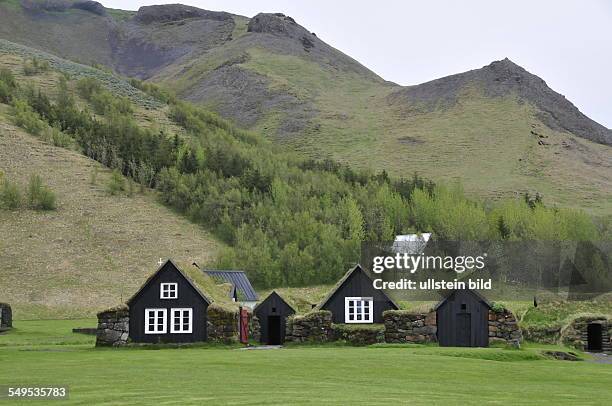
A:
383;311;437;344
96;306;129;347
488;308;522;347
285;310;333;343
562;316;612;353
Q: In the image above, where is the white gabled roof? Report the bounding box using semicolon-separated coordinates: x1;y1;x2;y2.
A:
392;233;431;254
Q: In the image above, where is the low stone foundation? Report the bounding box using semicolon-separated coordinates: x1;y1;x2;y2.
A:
0;303;12;328
96;306;129;347
561;316;611;353
332;324;385;345
285;310;333;343
383;311;437;344
488;308;522;347
207;304;239;343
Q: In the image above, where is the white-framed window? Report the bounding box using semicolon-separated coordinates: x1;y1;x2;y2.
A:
170;308;193;334
160;283;178;299
345;297;373;323
145;308;167;334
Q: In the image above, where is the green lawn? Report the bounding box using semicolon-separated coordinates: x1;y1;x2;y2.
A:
1;320;611;405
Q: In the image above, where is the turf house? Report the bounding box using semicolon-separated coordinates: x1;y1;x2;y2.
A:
434;289;492;347
96;260;242;346
318;264;400;324
254;291;296;344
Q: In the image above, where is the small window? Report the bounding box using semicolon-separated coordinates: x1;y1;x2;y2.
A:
345;297;373;324
160;283;178;299
145;308;167;334
170;308;193;334
461;303;467;310
271;307;277;313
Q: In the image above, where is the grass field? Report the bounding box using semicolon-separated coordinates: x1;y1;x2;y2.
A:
1;320;611;405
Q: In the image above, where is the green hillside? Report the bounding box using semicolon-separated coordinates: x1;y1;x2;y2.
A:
0;49;222;319
0;2;610;214
0;40;608;314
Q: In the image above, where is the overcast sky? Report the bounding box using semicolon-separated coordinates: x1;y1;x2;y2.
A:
100;0;612;128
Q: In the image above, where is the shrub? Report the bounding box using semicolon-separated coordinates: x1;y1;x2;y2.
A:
91;90;114;115
0;81;12;104
42;126;73;148
12;99;45;136
0;68;17;88
491;302;507;313
23;57;50;76
27;174;56;210
76;77;102;100
127;178;135;197
106;170;126;195
0;69;18;104
90;167;98;185
0;179;22;210
37;187;57;210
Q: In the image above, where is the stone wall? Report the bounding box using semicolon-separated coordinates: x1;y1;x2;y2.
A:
561;316;611;353
207;304;239;343
285;310;333;343
249;315;261;343
0;303;12;328
332;324;385;345
96;306;129;347
383;311;437;344
488;308;522;347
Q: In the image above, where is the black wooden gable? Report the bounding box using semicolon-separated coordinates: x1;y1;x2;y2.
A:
254;291;296;344
433;288;492;311
127;259;211;306
127;259;211;343
255;291;296;314
318;264;399;324
435;289;491;347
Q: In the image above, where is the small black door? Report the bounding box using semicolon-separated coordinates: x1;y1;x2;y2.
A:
587;323;603;351
267;315;282;345
456;313;471;347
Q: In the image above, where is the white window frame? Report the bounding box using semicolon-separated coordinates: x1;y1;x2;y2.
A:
345;297;373;324
170;308;193;334
145;308;167;334
160;282;178;299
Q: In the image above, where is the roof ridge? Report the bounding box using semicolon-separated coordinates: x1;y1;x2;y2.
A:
316;264;400;310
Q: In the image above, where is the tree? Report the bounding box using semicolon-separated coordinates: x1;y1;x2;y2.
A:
106;170;126;195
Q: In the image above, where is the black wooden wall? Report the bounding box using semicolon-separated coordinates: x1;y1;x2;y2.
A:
128;263;208;343
436;290;490;347
255;291;295;344
321;267;398;324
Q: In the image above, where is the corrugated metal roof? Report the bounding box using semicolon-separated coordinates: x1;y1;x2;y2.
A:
203;270;258;302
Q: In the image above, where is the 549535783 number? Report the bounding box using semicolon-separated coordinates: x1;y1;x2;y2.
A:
1;386;68;399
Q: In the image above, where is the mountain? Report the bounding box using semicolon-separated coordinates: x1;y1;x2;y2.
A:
0;1;611;214
388;58;612;146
